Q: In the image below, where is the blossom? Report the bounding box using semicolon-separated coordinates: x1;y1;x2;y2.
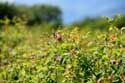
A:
111;60;119;65
56;56;62;62
55;33;62;41
97;78;102;83
107;76;112;81
110;35;117;42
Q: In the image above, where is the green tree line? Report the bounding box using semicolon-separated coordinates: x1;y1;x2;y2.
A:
0;2;125;29
72;15;125;29
0;2;62;27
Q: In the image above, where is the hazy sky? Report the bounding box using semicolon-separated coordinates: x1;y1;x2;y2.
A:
2;0;125;24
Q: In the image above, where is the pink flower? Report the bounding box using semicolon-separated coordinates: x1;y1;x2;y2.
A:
56;56;62;62
107;76;112;81
55;33;62;41
97;78;102;83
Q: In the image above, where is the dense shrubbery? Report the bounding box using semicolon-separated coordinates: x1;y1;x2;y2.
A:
17;5;62;26
72;14;125;29
0;3;19;20
0;3;62;27
0;17;125;83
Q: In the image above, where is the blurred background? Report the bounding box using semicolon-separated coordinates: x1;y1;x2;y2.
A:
0;0;125;30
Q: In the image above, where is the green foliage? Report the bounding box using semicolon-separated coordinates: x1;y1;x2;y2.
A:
72;17;109;29
30;5;62;24
17;5;62;26
0;3;62;28
1;17;125;83
0;3;19;20
72;14;125;29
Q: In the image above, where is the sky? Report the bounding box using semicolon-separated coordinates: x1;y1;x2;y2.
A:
1;0;125;24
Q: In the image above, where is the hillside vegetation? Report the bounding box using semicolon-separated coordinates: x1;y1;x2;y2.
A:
0;16;125;83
